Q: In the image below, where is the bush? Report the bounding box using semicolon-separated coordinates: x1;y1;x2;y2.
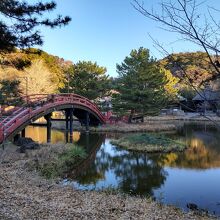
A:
34;144;87;179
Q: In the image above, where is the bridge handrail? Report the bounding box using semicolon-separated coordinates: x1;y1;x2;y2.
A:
0;107;25;127
1;93;104;112
53;94;105;119
21;93;101;112
53;95;105;121
1;93;105;128
4;108;30;130
0;93;103;117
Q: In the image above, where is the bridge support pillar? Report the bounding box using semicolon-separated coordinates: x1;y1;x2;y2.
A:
69;109;74;143
65;109;74;143
86;112;90;132
21;128;25;138
65;110;69;143
65;110;69;131
85;132;90;151
14;134;20;143
45;113;52;143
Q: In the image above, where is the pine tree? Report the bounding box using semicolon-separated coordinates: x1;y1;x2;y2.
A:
0;79;23;105
0;0;71;52
112;47;169;122
62;61;109;100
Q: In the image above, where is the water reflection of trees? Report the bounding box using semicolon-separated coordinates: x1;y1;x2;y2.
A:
161;125;220;169
110;150;167;196
74;134;168;196
70;123;220;197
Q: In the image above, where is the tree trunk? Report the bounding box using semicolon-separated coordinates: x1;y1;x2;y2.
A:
128;109;134;123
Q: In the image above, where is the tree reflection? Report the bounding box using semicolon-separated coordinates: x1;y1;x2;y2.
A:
160;124;220;169
111;149;167;196
69;123;220;198
73;134;167;197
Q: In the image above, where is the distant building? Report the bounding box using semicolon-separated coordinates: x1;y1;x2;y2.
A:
192;87;220;112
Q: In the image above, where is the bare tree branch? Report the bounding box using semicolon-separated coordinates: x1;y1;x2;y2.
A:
132;0;220;83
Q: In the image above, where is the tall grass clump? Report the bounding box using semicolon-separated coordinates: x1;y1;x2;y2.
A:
28;143;87;179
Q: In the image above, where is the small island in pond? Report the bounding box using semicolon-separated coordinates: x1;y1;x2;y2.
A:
111;133;186;153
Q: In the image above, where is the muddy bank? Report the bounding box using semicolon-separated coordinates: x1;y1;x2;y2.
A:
0;143;215;220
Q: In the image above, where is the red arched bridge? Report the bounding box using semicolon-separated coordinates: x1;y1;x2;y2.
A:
0;94;106;143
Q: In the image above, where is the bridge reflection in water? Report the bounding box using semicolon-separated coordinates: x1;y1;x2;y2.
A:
26;123;220;216
26;126;81;144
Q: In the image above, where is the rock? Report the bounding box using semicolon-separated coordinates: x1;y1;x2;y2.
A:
187;203;198;210
15;137;40;153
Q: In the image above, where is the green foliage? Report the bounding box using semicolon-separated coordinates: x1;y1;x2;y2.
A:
39;144;87;179
112;47;169;119
179;86;196;100
0;0;71;52
59;144;87;167
0;79;23;105
61;61;110;100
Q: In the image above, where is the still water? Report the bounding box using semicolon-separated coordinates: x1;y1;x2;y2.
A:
25;123;220;215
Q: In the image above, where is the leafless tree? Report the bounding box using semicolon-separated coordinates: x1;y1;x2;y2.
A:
132;0;220;82
20;59;57;95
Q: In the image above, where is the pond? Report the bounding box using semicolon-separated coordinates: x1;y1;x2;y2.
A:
25;123;220;216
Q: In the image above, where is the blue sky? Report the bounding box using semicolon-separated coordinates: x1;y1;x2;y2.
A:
37;0;218;77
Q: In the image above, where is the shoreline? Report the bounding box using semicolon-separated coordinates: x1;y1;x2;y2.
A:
0;143;215;220
37;115;220;134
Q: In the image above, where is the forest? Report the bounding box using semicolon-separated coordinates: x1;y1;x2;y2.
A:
0;47;217;116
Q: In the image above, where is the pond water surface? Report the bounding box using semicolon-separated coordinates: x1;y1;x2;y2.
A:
25;123;220;216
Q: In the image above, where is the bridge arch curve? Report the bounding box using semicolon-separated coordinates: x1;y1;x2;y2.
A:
0;94;106;143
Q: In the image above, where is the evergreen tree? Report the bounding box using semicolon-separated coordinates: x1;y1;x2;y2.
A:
112;47;169;122
0;79;23;105
0;0;71;52
62;61;109;100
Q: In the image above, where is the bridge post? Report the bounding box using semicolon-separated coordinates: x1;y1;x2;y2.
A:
14;134;21;143
86;112;90;132
85;132;90;151
69;109;74;143
21;128;25;138
45;113;52;143
65;110;69;131
65;110;69;143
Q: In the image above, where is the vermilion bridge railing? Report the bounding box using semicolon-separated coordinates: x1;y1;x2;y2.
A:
0;93;106;143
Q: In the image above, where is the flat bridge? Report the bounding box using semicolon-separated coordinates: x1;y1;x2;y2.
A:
0;94;106;143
